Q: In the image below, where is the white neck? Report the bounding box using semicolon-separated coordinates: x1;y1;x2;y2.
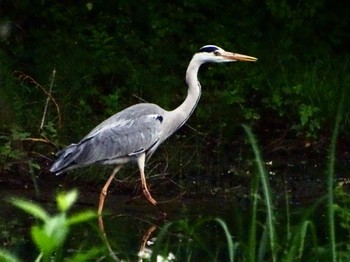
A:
168;56;202;132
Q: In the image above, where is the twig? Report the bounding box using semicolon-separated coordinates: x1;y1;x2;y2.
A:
15;71;62;130
21;137;58;148
132;94;148;103
40;68;56;131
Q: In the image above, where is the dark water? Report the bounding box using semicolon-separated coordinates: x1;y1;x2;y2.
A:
1;180;243;261
1;159;350;261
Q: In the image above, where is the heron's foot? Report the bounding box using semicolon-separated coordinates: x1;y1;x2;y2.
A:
143;187;168;215
142;187;158;206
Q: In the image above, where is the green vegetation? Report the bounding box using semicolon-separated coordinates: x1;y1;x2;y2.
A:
1;111;349;260
0;1;349;185
3;190;98;262
145;115;349;261
0;1;350;261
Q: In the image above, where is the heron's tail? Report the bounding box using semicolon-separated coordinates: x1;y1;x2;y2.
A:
50;143;81;175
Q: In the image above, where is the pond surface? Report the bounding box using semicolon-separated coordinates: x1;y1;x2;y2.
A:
1;155;350;261
1;178;243;261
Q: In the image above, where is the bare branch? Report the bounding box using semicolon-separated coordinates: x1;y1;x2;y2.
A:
40;68;56;131
15;71;62;130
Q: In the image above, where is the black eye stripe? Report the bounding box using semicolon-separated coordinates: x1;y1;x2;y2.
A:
199;46;219;53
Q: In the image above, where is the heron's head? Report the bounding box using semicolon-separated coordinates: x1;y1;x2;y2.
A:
195;45;257;63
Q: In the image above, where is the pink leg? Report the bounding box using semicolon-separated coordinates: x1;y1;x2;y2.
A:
137;153;157;206
98;165;123;215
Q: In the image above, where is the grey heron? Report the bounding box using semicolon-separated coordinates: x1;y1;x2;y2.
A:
50;45;257;215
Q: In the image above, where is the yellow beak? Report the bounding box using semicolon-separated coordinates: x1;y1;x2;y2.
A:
221;51;258;62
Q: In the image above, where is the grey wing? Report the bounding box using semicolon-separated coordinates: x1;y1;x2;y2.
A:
87;114;162;161
50;103;165;174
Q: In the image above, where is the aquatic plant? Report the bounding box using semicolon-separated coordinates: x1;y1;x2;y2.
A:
6;190;97;262
0;249;19;262
325;86;344;262
148;100;349;261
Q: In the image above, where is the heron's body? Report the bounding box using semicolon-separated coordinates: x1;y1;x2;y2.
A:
51;103;167;173
50;45;257;214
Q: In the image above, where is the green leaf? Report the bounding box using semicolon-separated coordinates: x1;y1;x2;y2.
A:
65;247;102;262
44;214;68;246
86;2;93;11
56;190;78;212
0;249;20;262
10;198;49;221
31;215;68;257
31;225;55;256
67;210;96;226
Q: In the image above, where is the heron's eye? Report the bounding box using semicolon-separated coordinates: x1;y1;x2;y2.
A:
213;50;220;56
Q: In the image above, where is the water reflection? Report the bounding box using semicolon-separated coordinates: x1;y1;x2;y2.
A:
3;175;347;261
1;180;247;260
90;195;240;261
98;211;161;261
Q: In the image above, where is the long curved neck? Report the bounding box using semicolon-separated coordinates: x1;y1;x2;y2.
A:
170;57;202;130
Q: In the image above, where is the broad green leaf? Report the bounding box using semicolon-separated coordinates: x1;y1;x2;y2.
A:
10;198;49;221
31;225;55;256
56;190;78;212
44;214;68;247
31;215;68;257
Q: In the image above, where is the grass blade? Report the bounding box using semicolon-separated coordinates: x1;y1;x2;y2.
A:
285;220;317;261
326;88;344;262
242;124;276;262
248;170;259;262
214;218;236;262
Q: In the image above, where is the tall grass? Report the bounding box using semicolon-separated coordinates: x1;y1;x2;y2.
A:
247;166;259;262
146;109;347;261
242;124;276;262
326;87;344;262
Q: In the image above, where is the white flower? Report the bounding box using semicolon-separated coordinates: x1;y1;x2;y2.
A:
138;248;152;260
156;252;175;262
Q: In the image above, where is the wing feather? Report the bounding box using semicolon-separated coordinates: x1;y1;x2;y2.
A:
50;103;165;173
